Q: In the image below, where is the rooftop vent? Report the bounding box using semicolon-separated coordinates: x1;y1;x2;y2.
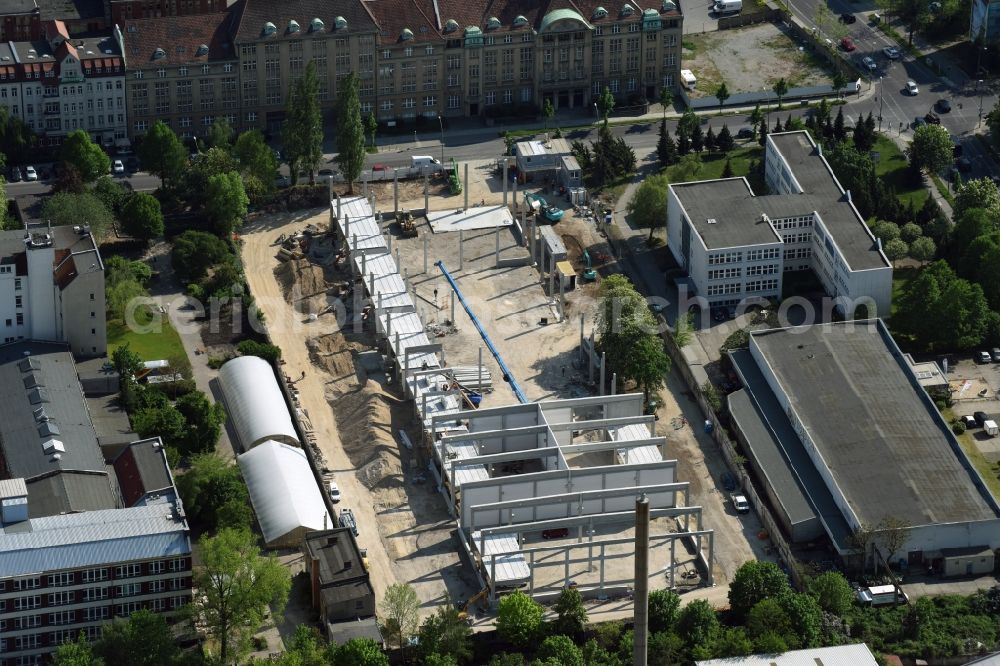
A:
33;406;49;422
23;372;43;389
487;16;501;29
103;49;112;55
310;17;325;32
42;438;65;455
25;232;52;248
334;16;347;30
28;388;49;405
152;47;165;60
401;28;414;40
445;18;459;32
622;3;635;15
593;6;608;18
37;421;60;438
288;19;301;33
263;21;277;36
514;15;528;26
707;218;717;224
195;44;208;56
18;357;40;373
28;48;36;55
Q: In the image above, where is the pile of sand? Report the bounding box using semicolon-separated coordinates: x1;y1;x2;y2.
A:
307;333;362;382
274;259;329;313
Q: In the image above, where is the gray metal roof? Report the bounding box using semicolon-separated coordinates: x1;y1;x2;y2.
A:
304;529;370;585
728;354;852;550
0;499;190;579
671;178;784;250
768;132;888;271
26;471;118;518
751;321;1000;528
697;643;880;665
0;224;100;264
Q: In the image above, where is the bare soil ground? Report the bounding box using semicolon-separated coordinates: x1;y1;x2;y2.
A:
683;23;832;97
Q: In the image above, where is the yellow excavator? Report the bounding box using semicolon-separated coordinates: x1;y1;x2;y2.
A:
456;588;489;624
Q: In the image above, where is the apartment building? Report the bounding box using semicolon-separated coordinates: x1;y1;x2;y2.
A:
0;0;41;43
0;20;126;147
666;131;892;317
109;0;226;25
0;341;192;665
119;12;240;139
0;224;106;359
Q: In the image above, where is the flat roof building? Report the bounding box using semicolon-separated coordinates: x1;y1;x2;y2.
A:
667;131;892;316
729;320;1000;565
302;529;377;639
697;643;881;666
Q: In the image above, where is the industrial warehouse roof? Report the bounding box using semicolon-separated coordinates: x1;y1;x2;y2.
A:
218;355;299;450
238;440;328;547
0;498;190;578
0;341;117;515
750;321;1000;528
697;643;880;665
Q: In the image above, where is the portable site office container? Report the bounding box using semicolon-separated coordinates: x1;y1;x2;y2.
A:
856;584;908;606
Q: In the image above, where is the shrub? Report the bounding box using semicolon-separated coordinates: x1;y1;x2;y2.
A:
952;421;967;435
236;339;282;363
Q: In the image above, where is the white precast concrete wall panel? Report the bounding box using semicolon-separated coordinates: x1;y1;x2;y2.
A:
219;356;300;449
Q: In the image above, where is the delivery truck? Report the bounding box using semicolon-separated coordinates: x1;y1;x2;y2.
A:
713;0;743;14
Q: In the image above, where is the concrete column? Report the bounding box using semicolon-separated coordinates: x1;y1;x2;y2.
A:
345;215;351;239
588;331;595;384
395;247;400;271
393;169;399;216
599;352;606;395
599;544;606;591
401;339;408;391
328;179;334;223
458;229;464;269
670;538;677;589
478;347;483;394
464;163;469;211
386;311;392;342
450;291;456;323
564;548;570;587
495;226;500;266
513;177;518;212
634;494;650;666
548;255;555;297
423;235;429;274
387;230;393;254
363;174;368;199
502;157;509;207
361;248;367;278
707;533;715;587
558;271;565;319
611;372;617;396
580;315;585;365
369;272;375;298
337;195;342;220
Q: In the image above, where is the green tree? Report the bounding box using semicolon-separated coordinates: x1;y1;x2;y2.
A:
884;238;909;262
42;192;114;238
53;633;104;666
909;235;936;262
676;599;719;650
715;82;730;115
283;61;324;184
833;107;847;142
954;178;1000;219
657;119;677;168
721;158;734;178
648;589;681;633
380;583;421;656
649;631;685;666
672;153;702;181
94;609;181;666
233;130;279;199
832;71;848;99
497;590;544;648
236;339;282;363
279;625;328;666
490;654;527;666
746;598;794;643
772;78;789;108
537;635;583;666
728;560;791;620
112;343;143;409
900;222;923;243
92;175;131;216
207;117;234;150
334;72;366;193
133;402;187;449
365;111;378;149
894;260;990;350
909;124;953;173
171;230;231;282
177;452;252;532
758;120;768;147
704;127;717;152
691;123;704;153
332;638;390;666
552;586;588;637
191;528;291;664
779;592;822;648
60;129;111;182
543;98;555;131
806;571;854;616
120;192;163;241
138;121;187;184
749;103;764;128
597;86;616;125
706;626;754;658
205;171;248;238
872;220;901;243
716;124;735;153
175;390;226;455
659;86;672;120
416;606;472;664
628;172;670;240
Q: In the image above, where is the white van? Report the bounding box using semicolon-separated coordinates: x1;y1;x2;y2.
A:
680;69;697;91
856;584;908;606
411;155;442;170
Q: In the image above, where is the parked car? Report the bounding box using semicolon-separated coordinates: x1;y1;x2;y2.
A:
991;348;1000;362
906;80;919;95
737;127;754;139
956;157;973;172
125;157;140;171
840;36;856;51
977;351;993;365
975;410;992;427
953;141;964;157
328;480;341;503
338;507;358;536
862;56;877;72
24;166;37;181
720;471;737;492
731;493;750;514
961;415;979;429
372;163;389;172
924;111;941;124
883;46;901;59
839;12;857;23
318;168;334;176
112;160;125;175
912;117;927;129
936;98;952;112
9;167;21;182
542;527;570;539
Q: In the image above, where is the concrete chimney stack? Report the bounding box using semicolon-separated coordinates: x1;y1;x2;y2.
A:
633;493;650;666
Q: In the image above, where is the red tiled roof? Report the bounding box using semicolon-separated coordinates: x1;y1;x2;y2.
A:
233;0;379;43
121;12;237;66
365;0;441;44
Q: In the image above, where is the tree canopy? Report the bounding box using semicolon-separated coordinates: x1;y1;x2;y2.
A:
177;453;252;532
334;72;366;192
204;171;249;238
909;124;953;173
894;260;990;350
728;560;791;620
627;173;670;240
497;590;545;648
234;130;279;199
120;192;164;241
380;583;421;655
283;61;324;184
138;121;187;183
171;230;231;283
60;129;111;182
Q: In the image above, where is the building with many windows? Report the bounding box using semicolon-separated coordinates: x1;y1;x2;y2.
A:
0;340;192;665
109;0;227;25
0;0;41;43
121;0;682;138
666;130;893;316
0;20;126;147
119;12;240;139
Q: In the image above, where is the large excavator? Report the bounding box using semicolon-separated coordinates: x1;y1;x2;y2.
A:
456;588;489;624
524;192;564;223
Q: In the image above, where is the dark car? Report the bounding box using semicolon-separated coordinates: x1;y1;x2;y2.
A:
975;411;991;427
126;157;140;171
318;168;334;176
936;99;952;112
953;141;964;157
840;36;856;51
912;116;927;129
9;167;21;182
925;111;941;124
720;471;737;492
956;157;973;172
839;12;857;23
542;528;570;539
372;163;389;171
737;127;754;139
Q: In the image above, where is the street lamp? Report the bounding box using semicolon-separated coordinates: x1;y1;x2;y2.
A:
978;79;986;127
437;115;445;164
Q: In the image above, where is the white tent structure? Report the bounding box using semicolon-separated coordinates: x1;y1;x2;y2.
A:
237;440;329;548
218;356;299;450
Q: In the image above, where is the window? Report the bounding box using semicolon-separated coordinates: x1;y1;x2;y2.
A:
178;66;188;76
172;596;189;609
150;597;167;612
14;595;39;610
169;559;186;573
520;87;531;102
13;615;41;629
485;92;496;105
49;611;75;626
447;95;460;109
83;587;110;602
16;313;23;326
47;573;74;587
84;607;110;622
707;251;742;265
117;583;142;597
746;264;779;276
48;591;74;606
14;577;39;590
14;635;39;650
116;602;143;617
707;268;741;280
116;563;142;578
148;561;165;575
15;295;21;307
149;579;167;593
224;63;233;72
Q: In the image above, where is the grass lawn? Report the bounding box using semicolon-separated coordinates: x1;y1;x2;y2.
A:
872;135;928;211
665;144;765;190
107;307;186;364
890;266;918;319
943;407;1000;501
